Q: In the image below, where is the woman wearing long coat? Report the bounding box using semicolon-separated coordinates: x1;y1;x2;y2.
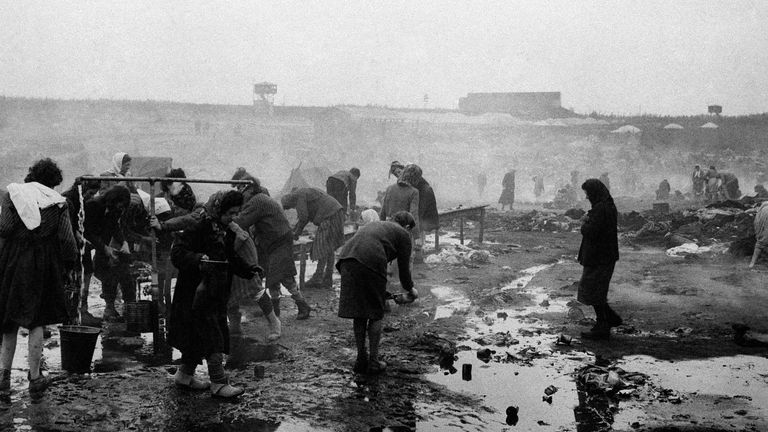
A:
577;179;622;339
169;190;261;398
0;158;78;396
499;170;515;210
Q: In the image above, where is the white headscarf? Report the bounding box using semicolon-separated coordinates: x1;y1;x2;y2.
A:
109;152;129;176
6;182;66;230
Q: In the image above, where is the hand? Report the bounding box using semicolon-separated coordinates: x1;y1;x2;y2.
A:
250;265;265;279
104;245;118;261
149;216;162;230
199;254;211;273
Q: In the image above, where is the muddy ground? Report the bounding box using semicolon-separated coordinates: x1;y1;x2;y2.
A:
2;205;768;432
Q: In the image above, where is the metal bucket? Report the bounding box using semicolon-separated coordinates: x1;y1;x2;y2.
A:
59;325;101;373
125;300;156;333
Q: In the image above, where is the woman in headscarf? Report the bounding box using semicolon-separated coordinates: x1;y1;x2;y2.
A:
399;164;438;264
99;152;132;194
577;179;622;340
161;168;197;214
168;189;262;398
0;158;78;397
499;169;516;211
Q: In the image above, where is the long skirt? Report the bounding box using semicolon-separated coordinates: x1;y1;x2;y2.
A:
499;188;515;205
260;234;297;288
338;259;388;320
311;209;345;261
577;262;615;306
0;236;68;331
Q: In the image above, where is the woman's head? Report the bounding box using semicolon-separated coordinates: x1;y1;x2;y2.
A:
161;168;188;193
392;211;416;230
205;190;244;225
398;164;422;187
111;152;131;175
581;178;612;206
102;185;131;214
389;161;405;178
24;158;63;188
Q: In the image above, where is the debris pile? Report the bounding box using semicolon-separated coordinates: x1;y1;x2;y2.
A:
618;200;759;257
425;244;493;265
488;210;582;233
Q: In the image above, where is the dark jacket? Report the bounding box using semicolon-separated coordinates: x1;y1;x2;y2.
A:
168;217;255;357
336;221;413;290
281;187;343;236
412;178;439;232
330;170;357;209
578;200;619;266
234;193;292;251
380;182;419;226
83;197;125;268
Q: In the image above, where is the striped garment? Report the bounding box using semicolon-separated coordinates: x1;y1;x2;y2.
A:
311;209;345;261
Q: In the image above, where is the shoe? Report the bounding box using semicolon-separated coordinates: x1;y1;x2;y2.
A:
79;310;103;327
293;295;312;320
28;375;49;394
607;309;623;328
581;328;610;340
0;369;10;393
103;305;122;322
265;312;281;342
353;358;368;374
368;359;387;375
174;370;210;390
210;382;244;398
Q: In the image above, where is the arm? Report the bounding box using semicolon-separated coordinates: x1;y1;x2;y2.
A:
293;194;310;238
159;209;202;232
580;204;607;239
57;205;79;264
82;202;105;251
348;176;357;209
396;233;414;291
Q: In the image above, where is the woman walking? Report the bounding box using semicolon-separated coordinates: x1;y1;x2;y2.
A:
0;158;78;397
168;190;262;398
577;179;622;340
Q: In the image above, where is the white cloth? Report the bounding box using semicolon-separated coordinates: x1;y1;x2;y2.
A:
136;189;172;214
360;208;379;226
108;152;128;176
7;182;66;230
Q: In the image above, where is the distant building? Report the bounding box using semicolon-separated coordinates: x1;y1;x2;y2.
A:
708;105;722;115
458;92;563;117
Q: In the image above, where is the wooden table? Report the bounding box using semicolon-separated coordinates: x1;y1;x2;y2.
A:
435;205;490;250
294;225;358;290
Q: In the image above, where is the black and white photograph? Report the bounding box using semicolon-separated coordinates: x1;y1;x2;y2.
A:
1;1;767;431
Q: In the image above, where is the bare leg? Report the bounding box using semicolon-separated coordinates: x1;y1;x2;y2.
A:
0;329;19;370
27;327;44;380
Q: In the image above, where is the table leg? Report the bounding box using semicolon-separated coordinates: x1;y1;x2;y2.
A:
434;228;440;251
479;208;485;243
459;216;464;245
299;245;307;291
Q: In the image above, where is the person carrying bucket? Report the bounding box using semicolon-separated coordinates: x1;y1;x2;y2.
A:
0;158;79;397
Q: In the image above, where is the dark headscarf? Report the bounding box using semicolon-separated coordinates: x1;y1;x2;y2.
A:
582;178;613;207
399;164;422;187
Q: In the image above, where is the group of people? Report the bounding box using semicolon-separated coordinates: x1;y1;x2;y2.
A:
691;165;742;202
0;153;429;400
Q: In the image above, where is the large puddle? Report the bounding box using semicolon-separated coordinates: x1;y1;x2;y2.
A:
419;262;768;430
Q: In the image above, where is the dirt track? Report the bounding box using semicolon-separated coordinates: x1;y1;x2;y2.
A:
2;209;767;432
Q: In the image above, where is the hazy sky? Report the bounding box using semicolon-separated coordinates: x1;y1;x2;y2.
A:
2;1;767;115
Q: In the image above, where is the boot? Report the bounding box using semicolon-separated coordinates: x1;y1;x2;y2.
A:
210;381;244;398
581;304;610;340
174;369;210;390
271;298;281;318
0;369;10;393
265;312;282;342
292;293;312;320
103;303;122;322
606;305;623;328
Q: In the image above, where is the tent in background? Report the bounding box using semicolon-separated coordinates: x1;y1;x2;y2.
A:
663;123;684;130
610;125;642;134
701;122;719;129
280;164;332;196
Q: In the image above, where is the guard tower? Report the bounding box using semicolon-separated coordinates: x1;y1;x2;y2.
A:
253;82;277;116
